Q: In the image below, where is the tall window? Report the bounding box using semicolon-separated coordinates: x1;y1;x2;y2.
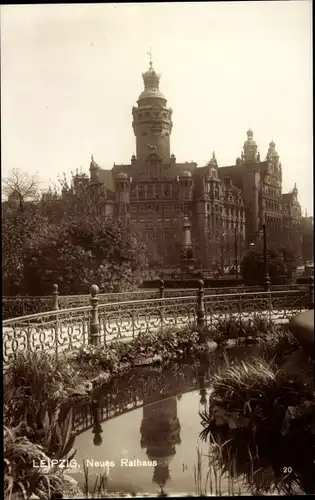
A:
164;185;171;197
155;185;162;198
138;185;145;198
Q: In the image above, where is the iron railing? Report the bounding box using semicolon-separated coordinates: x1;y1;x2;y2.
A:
2;282;311;319
3;281;313;367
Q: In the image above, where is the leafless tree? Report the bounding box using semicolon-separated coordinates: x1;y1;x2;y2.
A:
3;168;41;210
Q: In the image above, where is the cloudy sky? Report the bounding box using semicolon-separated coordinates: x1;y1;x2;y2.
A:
1;2;313;214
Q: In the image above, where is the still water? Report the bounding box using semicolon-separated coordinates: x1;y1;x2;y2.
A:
70;346;258;496
72;391;248;496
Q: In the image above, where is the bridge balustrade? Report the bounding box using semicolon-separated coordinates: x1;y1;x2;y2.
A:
3;279;313;368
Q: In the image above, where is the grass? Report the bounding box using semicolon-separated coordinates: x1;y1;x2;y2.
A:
194;445;243;496
199;350;315;494
4;351;89;429
82;460;109;498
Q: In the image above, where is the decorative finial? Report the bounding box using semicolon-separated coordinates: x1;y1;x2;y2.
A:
91;154;94;162
147;47;153;69
212;151;216;160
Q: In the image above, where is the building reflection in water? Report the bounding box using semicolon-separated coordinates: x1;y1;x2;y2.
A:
91;399;103;446
140;396;181;492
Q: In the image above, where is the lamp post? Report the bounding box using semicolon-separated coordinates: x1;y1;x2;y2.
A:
234;227;239;281
263;223;270;291
220;232;226;275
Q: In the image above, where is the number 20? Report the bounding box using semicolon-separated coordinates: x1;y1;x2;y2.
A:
283;467;292;474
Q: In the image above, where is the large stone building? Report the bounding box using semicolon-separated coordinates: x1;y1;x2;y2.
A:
301;215;314;264
73;58;303;271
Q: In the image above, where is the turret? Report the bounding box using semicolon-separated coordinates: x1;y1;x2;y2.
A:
243;128;258;162
266;139;280;170
132;52;173;164
178;171;193;202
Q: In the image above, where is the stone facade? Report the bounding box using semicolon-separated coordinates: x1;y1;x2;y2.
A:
77;60;303;270
301;216;314;264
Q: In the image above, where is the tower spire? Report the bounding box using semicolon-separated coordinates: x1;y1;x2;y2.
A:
147;47;153;69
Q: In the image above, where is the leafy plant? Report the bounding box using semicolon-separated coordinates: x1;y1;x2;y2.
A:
200;354;314;439
4;404;78;500
4;351;86;430
4;425;63;500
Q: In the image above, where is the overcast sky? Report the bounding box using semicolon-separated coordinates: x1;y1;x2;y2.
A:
1;2;313;214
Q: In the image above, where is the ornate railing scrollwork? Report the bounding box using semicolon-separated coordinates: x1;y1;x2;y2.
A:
3;288;309;367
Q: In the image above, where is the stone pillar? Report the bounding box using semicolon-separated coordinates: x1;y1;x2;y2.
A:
52;283;59;310
89;284;100;345
196;280;205;330
159;279;165;299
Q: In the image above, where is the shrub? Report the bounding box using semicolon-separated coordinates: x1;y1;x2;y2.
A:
202;356;313;434
72;326;208;373
4;425;63;500
5;405;78;499
200;356;315;494
199;421;315;495
202;316;284;345
4;351;84;428
73;344;120;373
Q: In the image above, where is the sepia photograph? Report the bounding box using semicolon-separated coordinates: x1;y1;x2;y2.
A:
1;1;314;498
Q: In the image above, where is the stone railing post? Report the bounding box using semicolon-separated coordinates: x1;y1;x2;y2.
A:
159;279;165;299
308;276;314;310
196;280;205;331
52;283;59;310
264;274;271;293
89;284;100;345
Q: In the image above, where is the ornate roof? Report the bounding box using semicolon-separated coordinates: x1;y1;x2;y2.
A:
179;170;192;177
115;172;129;179
139;60;166;101
243;128;257;148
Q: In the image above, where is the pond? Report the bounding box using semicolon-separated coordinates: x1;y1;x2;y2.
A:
68;344;308;496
